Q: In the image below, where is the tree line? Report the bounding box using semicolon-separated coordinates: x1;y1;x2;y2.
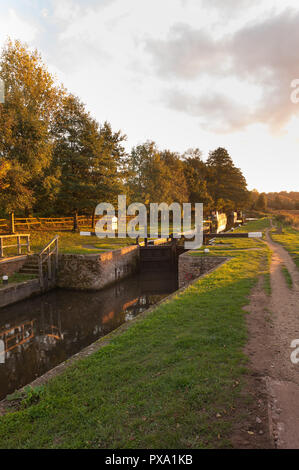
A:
248;190;299;212
0;40;250;219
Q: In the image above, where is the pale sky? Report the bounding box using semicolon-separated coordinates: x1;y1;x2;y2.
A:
0;0;299;192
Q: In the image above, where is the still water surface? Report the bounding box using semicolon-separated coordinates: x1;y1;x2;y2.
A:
0;269;177;400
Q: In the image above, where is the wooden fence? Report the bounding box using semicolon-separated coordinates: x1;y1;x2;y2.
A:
0;215;137;233
0;234;31;258
0;216;99;232
0;215;216;234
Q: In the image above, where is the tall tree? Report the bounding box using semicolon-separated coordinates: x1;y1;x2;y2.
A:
206;147;249;210
97;121;127;205
0;159;10;190
52;95;127;223
182;149;213;211
255;193;267;211
160;150;189;204
126;141;168;204
0;39;61;214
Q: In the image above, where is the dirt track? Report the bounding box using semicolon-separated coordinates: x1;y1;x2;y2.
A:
245;229;299;448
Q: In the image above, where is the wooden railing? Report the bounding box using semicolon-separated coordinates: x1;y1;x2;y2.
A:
38;236;59;289
0;215;129;232
0;234;30;258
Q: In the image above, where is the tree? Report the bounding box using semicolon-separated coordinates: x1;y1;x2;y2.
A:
248;189;259;210
255;193;267;211
182;149;213;212
0;39;61;214
126;141;169;204
206;147;249;210
0;159;10;190
97;121;127;206
160;150;188;204
53;94;104;220
52;94;127;227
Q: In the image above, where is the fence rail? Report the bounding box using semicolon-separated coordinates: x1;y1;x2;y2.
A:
0;234;30;258
0;214;220;236
0;215;136;232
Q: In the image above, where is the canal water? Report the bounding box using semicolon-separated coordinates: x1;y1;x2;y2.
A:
0;268;178;400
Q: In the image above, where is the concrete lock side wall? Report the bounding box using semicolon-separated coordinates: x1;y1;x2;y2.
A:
57;245;140;291
178;252;227;288
0;279;41;308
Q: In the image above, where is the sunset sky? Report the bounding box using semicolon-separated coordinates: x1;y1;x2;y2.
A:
0;0;299;193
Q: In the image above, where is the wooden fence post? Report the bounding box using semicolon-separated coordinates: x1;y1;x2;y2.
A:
39;257;44;289
47;247;52;280
10;212;15;234
73;212;78;232
17;236;21;255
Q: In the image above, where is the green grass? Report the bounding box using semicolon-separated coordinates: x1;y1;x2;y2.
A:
271;227;299;269
235;217;271;234
0;272;36;288
2;218;271;257
1;231;136;257
30;230;136;254
3;224;180;257
0;218;271;449
281;265;293;289
263;273;272;296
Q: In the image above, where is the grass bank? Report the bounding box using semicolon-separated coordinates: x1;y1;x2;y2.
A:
235;217;271;235
271;227;299;269
0;231;135;257
0;219;270;449
0;272;36;289
30;230;135;255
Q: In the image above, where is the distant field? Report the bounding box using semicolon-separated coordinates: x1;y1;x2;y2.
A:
273;210;299;229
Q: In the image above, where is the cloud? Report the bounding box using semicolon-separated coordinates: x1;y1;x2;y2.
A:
165;89;253;133
164;90;251;133
145;8;299;132
0;8;38;45
200;0;260;14
145;24;226;80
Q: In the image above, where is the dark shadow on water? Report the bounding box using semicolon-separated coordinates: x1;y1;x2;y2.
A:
0;268;178;400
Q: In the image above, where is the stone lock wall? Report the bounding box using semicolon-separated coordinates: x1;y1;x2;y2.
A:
0;256;28;277
179;252;227;288
57;245;140;291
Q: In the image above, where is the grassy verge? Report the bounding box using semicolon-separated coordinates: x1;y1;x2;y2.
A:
263;273;272;296
281;265;293;289
0;272;36;288
235;217;271;234
271;227;299;269
1;231;135;257
0;219;270;449
3;223;181;256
